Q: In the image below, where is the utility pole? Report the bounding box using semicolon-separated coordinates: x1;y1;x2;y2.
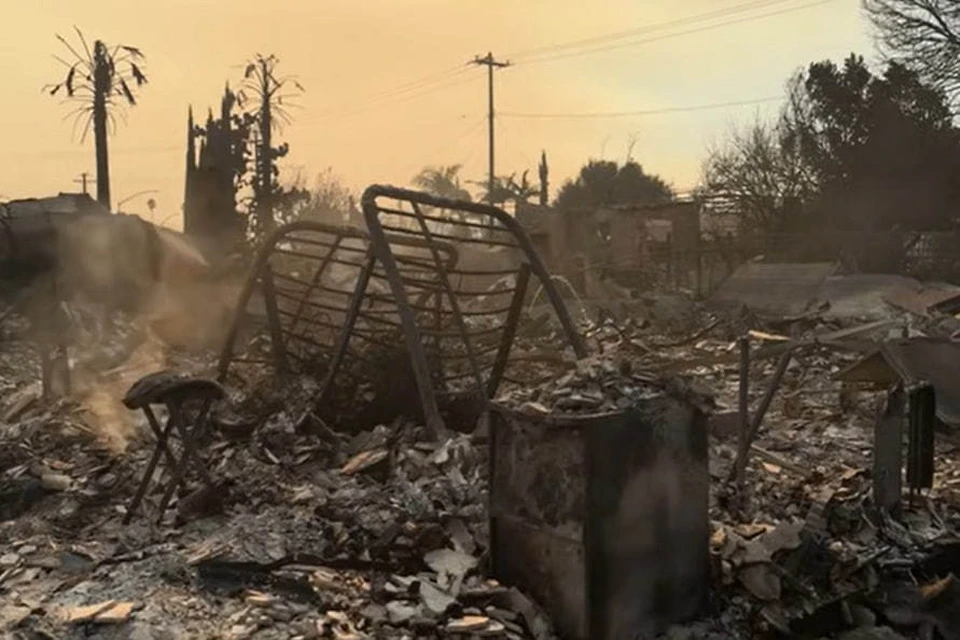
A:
73;172;94;195
471;52;510;204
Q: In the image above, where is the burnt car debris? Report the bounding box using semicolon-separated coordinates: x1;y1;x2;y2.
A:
3;187;960;640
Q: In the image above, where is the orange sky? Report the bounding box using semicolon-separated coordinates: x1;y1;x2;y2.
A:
4;0;868;229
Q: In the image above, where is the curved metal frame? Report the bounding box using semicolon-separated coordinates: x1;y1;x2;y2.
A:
217;221;376;382
361;185;587;436
217;220;460;386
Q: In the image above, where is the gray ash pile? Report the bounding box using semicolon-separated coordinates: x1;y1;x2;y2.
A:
496;355;714;416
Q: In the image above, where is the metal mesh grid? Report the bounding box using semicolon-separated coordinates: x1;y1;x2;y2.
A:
216;221;456;395
358;185;587;434
218;188;586;436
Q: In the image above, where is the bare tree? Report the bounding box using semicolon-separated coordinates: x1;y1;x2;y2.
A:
699;118;813;235
298;168;357;225
46;28;147;211
864;0;960;102
237;53;304;236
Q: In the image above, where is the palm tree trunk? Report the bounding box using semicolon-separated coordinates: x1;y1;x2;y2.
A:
256;57;274;237
259;104;272;234
93;89;110;211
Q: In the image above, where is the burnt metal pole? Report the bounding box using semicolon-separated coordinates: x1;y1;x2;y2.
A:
735;337;750;487
471;53;510;203
873;383;905;514
730;347;794;486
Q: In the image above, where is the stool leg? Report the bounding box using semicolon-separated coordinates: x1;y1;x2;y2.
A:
172;401;214;486
156;422;184;521
156;402;197;521
144;406;181;471
124;416;175;524
156;475;179;524
191;398;215;445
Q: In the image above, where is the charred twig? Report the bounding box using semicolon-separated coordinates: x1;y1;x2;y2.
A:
749;445;807;476
653;317;722;348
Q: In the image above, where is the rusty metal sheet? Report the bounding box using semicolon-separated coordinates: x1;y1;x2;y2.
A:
490;414;588;638
837;338;960;429
883;285;960;318
711;262;837;319
873;385;905;513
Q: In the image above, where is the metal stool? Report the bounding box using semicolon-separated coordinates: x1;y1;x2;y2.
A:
123;371;225;524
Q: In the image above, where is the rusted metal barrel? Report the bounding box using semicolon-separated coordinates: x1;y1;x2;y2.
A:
488;397;710;640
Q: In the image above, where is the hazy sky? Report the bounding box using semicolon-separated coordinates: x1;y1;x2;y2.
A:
4;0;869;229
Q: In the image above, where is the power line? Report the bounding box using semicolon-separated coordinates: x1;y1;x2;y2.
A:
506;0;797;61
398;116;486;181
305;3;795;123
298;0;830;126
513;0;836;66
21;145;181;159
356;64;471;102
298;71;478;125
499;96;783;119
307;66;474;121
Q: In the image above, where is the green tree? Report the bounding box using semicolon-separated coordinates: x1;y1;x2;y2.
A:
473;171;539;206
554;160;673;210
703;53;960;272
538;150;549;206
412;165;473;201
782;54;960;231
46;28;147;211
185;85;254;243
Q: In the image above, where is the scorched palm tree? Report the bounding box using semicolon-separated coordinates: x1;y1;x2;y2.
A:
237;53;304;237
46;28;148;211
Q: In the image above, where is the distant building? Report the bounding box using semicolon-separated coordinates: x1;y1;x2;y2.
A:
516;199;703;292
1;192;109;219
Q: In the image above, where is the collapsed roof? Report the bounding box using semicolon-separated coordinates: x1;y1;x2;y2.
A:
1;193;109;219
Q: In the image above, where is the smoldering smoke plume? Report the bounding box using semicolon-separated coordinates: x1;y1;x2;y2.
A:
74;330;168;453
14;212;244;452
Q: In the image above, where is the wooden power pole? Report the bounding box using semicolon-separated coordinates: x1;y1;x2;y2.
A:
74;172;94;195
471;52;510;203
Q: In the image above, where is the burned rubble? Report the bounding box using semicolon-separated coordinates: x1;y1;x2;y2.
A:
0;296;952;640
4;191;960;640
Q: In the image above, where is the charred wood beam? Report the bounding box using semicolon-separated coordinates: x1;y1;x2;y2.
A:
730;346;795;486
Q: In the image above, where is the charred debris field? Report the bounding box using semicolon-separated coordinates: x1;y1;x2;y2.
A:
3;274;960;640
13;5;960;638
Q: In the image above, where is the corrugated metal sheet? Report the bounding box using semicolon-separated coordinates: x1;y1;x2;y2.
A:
836;338;960;428
883;286;960;317
711;262;838;318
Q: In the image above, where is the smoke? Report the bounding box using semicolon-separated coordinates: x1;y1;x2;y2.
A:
17;212;245;452
74;330;168;453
